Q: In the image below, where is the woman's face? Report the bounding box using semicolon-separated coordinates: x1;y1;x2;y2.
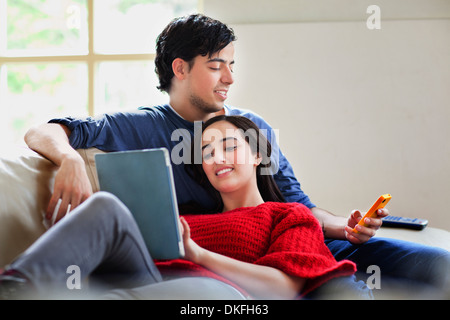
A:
201;120;261;195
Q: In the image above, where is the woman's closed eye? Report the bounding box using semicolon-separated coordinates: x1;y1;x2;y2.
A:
202;146;236;162
203;151;213;161
225;145;237;152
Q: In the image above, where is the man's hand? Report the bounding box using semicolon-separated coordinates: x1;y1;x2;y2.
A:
344;209;389;244
46;154;93;224
25;123;93;225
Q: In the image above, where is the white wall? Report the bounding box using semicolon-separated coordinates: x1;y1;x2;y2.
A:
205;0;450;230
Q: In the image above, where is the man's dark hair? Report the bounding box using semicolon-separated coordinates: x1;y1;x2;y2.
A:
155;14;236;93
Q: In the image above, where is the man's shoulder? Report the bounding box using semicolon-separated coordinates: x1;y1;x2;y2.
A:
225;105;271;128
226;105;259;117
138;104;171;117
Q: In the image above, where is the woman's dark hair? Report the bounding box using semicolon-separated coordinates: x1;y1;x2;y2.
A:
185;115;285;213
155;14;236;93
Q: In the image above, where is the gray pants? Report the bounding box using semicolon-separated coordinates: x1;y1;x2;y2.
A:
9;192;245;300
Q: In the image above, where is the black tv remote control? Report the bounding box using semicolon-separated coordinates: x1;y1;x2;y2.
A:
381;216;428;230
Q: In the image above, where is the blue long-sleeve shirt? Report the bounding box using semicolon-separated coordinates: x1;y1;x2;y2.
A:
49;104;315;210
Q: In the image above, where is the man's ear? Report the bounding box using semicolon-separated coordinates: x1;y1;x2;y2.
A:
172;58;188;80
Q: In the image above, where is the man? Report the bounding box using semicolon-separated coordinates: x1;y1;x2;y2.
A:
25;14;448;297
25;14;373;243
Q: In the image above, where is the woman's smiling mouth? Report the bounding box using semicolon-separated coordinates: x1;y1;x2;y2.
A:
215;167;233;176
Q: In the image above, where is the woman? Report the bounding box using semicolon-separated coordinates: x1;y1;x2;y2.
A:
159;115;361;299
0;116;367;300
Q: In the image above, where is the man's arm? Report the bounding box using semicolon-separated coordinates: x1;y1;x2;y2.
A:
24;123;93;223
311;207;347;240
311;206;388;244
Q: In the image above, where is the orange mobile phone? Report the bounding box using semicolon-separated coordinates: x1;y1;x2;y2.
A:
352;194;392;233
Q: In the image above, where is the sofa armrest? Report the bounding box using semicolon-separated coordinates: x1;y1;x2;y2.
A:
0;146;104;268
0;146;55;267
376;226;450;251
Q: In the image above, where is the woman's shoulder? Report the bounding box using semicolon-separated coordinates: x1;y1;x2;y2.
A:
228;202;301;215
260;201;311;212
184;202;311;221
260;202;318;225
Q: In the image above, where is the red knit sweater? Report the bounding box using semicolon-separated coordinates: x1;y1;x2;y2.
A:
156;202;356;298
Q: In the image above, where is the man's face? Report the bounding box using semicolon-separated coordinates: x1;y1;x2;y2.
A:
186;42;235;114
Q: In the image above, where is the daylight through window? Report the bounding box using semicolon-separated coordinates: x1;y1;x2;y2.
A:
0;0;200;144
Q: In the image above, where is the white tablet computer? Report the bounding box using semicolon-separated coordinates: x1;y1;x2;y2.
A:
95;148;184;260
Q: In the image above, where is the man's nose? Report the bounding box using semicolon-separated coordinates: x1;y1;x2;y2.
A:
221;66;234;85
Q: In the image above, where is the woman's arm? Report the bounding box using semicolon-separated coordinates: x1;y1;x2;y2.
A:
180;217;305;299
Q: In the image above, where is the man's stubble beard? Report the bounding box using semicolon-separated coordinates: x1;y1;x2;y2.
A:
189;93;223;115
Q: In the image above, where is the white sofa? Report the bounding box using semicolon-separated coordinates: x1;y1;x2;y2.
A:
1;145;449;270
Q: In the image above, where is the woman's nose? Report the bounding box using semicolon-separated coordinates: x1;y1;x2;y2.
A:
213;150;226;163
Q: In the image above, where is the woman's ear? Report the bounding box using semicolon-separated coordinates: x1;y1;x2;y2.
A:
172;58;188;80
254;153;263;166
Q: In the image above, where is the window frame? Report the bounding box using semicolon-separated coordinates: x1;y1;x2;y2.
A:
0;0;203;117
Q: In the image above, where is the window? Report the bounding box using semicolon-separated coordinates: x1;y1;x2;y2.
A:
0;0;200;144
